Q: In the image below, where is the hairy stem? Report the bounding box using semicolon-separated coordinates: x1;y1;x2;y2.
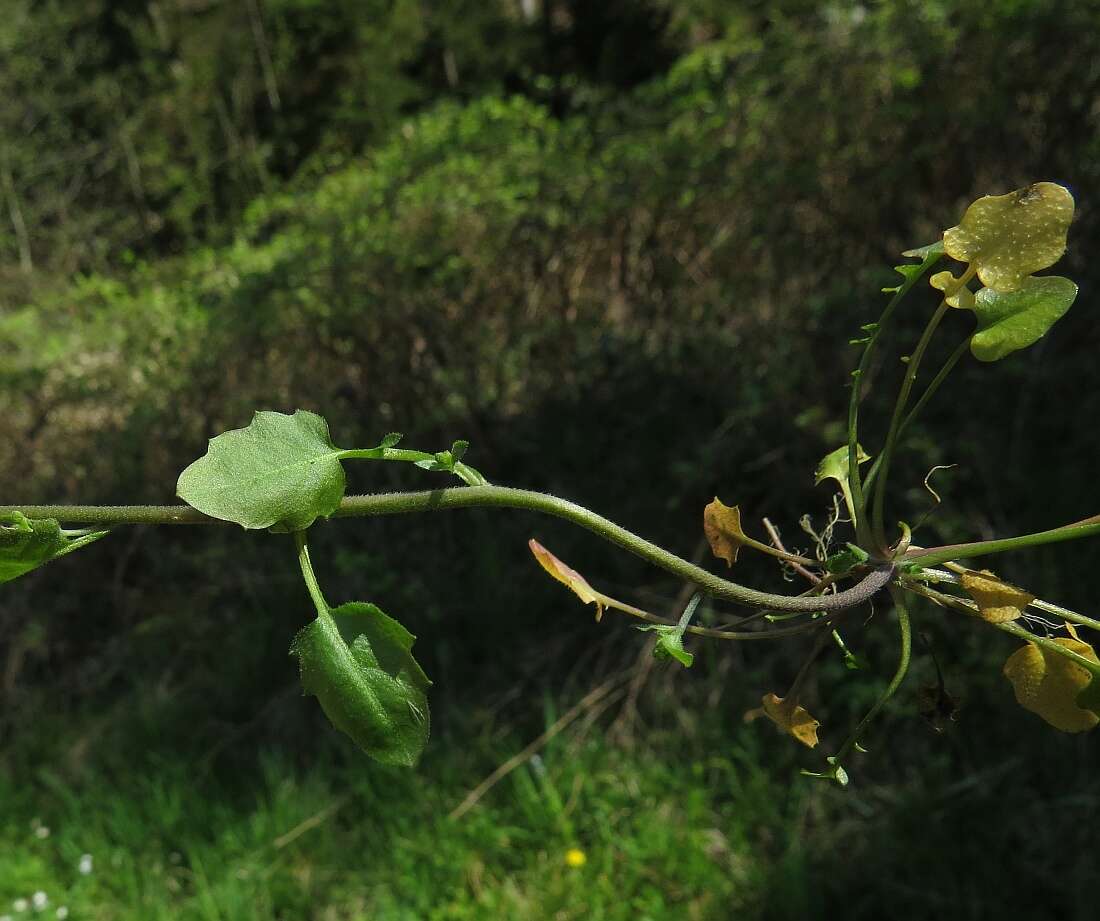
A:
902;515;1100;568
0;487;894;613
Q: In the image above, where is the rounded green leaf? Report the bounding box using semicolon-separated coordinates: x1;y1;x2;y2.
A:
177;410;348;531
814;444;870;487
943;182;1074;293
290;601;431;766
969;275;1078;362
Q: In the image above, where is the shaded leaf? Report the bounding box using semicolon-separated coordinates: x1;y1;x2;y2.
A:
825;543;870;576
177;410;348;531
943;182;1074;292
703;498;748;567
969;275;1078;362
291;601;431;766
528;539;605;621
960;570;1034;623
1076;674;1100;720
761;692;820;748
0;513;107;583
1003;634;1099;733
917;682;960;733
636;625;694;667
814;444;870;487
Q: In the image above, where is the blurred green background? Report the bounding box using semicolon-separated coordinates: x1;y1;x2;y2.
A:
2;1;1098;917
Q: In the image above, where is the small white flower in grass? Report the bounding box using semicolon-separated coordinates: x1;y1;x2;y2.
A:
78;854;93;875
34;827;50;840
12;900;27;913
2;913;13;921
54;909;68;920
31;893;47;910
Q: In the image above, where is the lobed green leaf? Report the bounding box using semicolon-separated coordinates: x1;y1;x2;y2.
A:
177;410;348;531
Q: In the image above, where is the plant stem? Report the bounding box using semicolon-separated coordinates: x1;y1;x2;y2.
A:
902;516;1100;568
0;487;894;613
832;584;913;766
870;297;952;548
863;334;970;495
295;531;329;618
846;247;943;548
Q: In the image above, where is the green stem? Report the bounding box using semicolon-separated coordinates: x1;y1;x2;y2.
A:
863;334;970;495
870;298;952;548
0;488;894;613
902;517;1100;568
295;530;329;619
846;248;943;547
832;584;913;766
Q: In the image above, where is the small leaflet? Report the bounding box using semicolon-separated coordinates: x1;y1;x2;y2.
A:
960;570;1034;623
702;498;748;567
969;276;1078;362
814;444;870;488
761;692;821;748
528;539;606;621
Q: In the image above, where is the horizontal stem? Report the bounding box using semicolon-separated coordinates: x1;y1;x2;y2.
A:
0;487;894;613
903;517;1100;568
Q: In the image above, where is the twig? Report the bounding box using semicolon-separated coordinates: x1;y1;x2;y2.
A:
449;668;636;821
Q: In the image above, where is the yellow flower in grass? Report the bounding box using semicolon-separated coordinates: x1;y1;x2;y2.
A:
564;848;587;868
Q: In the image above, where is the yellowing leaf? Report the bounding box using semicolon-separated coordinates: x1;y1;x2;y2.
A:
528;539;605;621
1003;636;1099;733
703;498;747;567
761;692;821;748
960;570;1034;623
943;182;1074;293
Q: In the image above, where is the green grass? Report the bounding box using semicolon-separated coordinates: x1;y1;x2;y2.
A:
3;649;1100;920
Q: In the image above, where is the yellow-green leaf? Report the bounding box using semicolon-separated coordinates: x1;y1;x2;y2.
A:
761;692;821;748
942;182;1074;293
960;569;1034;623
814;444;870;487
1003;635;1099;733
703;498;747;567
528;539;605;621
929;270;975;309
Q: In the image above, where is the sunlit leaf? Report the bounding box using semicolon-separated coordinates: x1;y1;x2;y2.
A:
814;444;870;487
291;601;431;766
960;570;1034;623
1003;633;1099;733
177;410;348;531
968;275;1078;362
528;538;605;621
943;182;1074;293
0;512;108;583
703;498;748;567
761;692;820;748
930;270;975;309
900;240;946;261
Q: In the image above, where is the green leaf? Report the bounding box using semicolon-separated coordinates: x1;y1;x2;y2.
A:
901;240;946;261
636;625;694;667
0;513;108;583
291;601;431;766
1076;675;1100;720
968;275;1078;362
824;543;870;575
177;410;349;531
814;444;870;487
380;432;404;449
